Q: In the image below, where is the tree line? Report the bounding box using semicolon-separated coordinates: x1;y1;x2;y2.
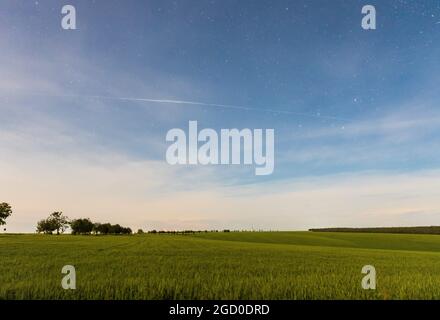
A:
36;212;132;235
70;218;132;235
309;226;440;235
147;229;231;234
1;202;263;236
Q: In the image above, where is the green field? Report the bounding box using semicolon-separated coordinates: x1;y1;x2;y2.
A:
1;231;440;299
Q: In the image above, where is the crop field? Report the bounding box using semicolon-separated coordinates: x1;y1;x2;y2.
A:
1;232;440;300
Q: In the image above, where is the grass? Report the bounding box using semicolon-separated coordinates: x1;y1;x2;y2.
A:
1;231;440;299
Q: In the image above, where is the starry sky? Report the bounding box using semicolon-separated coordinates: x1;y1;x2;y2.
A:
1;0;440;232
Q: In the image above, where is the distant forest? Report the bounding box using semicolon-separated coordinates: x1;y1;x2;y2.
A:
309;226;440;235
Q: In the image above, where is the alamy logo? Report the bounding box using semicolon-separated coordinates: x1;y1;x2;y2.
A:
166;121;274;175
61;265;76;290
61;5;77;30
361;5;376;30
361;265;376;290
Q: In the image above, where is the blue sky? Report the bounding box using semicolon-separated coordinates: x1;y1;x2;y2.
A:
1;1;440;232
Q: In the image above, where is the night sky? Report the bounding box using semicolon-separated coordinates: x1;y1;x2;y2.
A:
1;1;440;232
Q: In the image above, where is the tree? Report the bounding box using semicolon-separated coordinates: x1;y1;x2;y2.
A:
36;212;69;235
49;212;69;235
0;203;12;226
94;223;111;234
92;222;102;235
95;223;132;235
70;218;94;235
36;218;57;234
109;224;123;234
